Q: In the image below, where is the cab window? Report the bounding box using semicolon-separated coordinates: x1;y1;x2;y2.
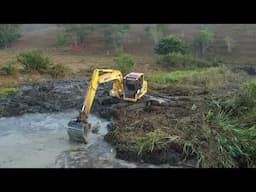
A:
127;82;135;90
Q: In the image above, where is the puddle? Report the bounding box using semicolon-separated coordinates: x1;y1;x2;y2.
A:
0;110;178;168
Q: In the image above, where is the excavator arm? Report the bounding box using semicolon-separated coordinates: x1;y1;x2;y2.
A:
67;69;123;143
80;69;123;121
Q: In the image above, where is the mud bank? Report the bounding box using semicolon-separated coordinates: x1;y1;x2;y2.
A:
0;80;115;118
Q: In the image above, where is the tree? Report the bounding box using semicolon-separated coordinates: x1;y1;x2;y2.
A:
224;36;235;53
0;24;21;48
58;24;130;50
101;24;130;49
154;35;188;55
193;28;214;56
64;24;95;45
145;24;169;44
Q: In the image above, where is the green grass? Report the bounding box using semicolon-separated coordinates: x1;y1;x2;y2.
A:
149;69;200;84
0;87;20;97
149;67;231;84
48;63;67;78
148;67;239;95
0;61;17;76
212;110;256;167
132;129;180;155
203;80;256;167
242;79;256;99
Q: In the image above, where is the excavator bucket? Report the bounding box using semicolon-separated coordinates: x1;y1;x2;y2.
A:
67;120;90;143
67;120;86;143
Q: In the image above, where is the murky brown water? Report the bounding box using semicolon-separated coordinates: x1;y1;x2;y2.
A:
0;110;178;168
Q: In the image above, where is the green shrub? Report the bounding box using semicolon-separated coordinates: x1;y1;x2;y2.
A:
55;33;69;47
0;24;21;48
154;35;188;55
0;87;20;97
17;49;52;73
114;54;135;74
48;64;67;78
1;61;16;75
193;28;214;55
157;53;212;68
243;79;256;99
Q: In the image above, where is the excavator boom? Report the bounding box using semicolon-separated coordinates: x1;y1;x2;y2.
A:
67;69;124;143
81;69;123;117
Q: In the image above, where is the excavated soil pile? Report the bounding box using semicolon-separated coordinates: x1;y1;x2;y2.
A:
105;96;207;167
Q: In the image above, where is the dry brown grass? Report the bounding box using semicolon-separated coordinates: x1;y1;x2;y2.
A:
0;48;157;87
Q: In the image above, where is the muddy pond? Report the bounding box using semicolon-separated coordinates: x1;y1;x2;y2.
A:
0;109;178;168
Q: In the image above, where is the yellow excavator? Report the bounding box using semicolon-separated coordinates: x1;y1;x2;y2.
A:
67;69;147;143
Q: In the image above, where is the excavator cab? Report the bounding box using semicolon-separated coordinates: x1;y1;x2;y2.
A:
123;72;147;102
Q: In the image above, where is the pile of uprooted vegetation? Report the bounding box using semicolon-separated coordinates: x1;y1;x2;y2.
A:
105;96;206;167
105;68;256;168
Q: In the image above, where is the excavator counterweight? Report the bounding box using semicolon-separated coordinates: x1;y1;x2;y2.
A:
67;69;147;143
